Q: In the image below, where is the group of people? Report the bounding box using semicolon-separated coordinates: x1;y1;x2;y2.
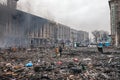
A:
55;46;63;57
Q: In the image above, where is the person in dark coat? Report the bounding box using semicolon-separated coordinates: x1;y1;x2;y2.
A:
97;42;103;53
59;46;63;57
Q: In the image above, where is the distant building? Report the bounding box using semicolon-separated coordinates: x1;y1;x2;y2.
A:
109;0;120;47
56;24;70;44
70;29;77;47
77;31;84;42
83;31;89;42
77;31;89;45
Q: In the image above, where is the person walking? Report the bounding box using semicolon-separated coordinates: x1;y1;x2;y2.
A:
97;42;103;53
59;46;63;57
55;47;59;57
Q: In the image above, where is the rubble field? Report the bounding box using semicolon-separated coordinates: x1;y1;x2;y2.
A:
0;47;120;80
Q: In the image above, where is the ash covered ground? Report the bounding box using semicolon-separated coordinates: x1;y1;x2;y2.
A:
0;47;120;80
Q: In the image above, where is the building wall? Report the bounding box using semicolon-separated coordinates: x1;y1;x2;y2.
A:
57;24;64;42
0;5;89;47
64;26;70;43
84;32;89;41
77;31;89;43
109;0;120;47
70;29;77;43
117;0;120;47
77;31;84;42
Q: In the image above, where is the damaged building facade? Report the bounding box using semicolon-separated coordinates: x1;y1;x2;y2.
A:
109;0;120;47
0;0;19;47
0;0;89;48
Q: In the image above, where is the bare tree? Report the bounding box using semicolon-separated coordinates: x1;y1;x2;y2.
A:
92;30;99;43
92;30;109;43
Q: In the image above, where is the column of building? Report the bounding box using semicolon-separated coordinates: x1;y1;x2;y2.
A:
109;0;120;47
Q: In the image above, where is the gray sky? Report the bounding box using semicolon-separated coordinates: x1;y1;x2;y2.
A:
17;0;110;37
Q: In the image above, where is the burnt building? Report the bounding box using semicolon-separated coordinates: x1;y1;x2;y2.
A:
10;10;58;47
109;0;120;47
57;24;71;45
0;0;19;47
0;0;89;48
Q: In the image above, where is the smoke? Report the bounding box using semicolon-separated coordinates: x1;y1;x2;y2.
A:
0;5;29;48
0;5;12;47
17;0;55;21
17;0;110;35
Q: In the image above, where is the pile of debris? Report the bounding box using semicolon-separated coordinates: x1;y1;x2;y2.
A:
0;48;120;80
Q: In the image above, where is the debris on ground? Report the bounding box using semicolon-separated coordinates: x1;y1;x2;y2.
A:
0;47;120;80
